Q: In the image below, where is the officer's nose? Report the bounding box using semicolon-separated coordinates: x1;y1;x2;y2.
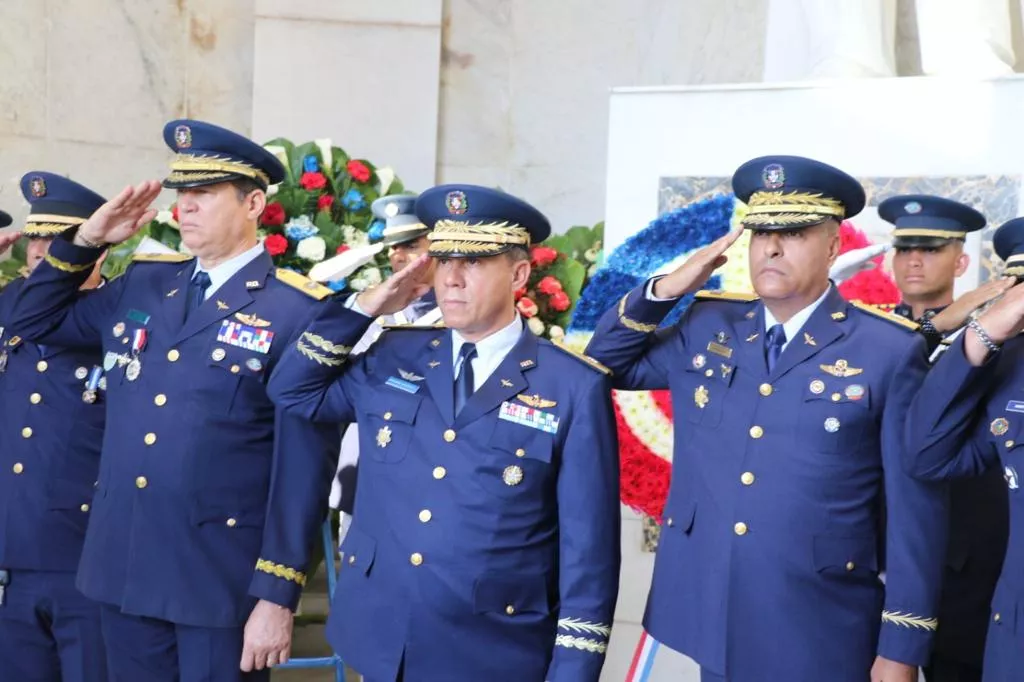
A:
443;260;466;288
761;233;783;259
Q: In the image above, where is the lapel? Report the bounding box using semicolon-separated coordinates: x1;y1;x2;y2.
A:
732;303;766;374
161;262;194;333
454;328;536;429
768;287;849;382
423;329;455;425
173;251;273;344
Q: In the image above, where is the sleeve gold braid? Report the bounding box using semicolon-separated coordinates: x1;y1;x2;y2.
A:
617;294;658;333
301;331;352;356
554;634;608;654
881;610;938;631
296;340;346;367
44;253;97;274
255;558;307;586
557;617;612;638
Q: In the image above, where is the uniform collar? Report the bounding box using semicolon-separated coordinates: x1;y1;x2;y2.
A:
763;284;833;350
192;242;265;296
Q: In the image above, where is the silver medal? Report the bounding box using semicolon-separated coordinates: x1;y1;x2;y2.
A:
125;358;142;382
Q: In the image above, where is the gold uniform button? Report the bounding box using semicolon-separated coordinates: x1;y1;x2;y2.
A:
383;411;393;421
734;522;748;536
758;383;773;397
29;393;42;405
443;429;456;442
505;605;516;615
1007;440;1015;449
741;472;755;485
433;466;447;480
410;552;423;566
144;433;157;446
419;509;432;523
704;369;714;377
21;427;33;439
230;365;240;374
135;476;148;489
12;463;24;474
167;349;180;362
80;504;90;513
36;361;48;372
846;561;855;571
749;426;764;439
831;393;842;402
226;518;237;528
154;394;167;407
515;448;526;458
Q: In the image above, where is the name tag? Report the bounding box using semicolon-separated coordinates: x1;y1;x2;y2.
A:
499;401;560;434
217;321;274;354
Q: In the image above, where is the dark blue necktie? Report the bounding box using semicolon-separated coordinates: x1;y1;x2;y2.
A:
765;323;786;373
189;271;211;314
454;342;477;416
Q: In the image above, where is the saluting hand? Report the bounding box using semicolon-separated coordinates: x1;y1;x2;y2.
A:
0;231;22;256
931;277;1015;334
356;253;432;317
965;281;1024;365
652;227;744;299
240;599;293;672
73;180;163;247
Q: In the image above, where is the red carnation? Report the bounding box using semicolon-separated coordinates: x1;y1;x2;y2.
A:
347;160;371;183
548;290;571;312
317;194;334;212
516;296;538;318
537;275;563;295
514;286;527;301
336;244;351;255
262;203;286;226
530;246;558;268
171;204;179;222
300;171;328;191
264;233;288;257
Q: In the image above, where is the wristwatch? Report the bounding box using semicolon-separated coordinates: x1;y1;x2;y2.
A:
918;309;938;337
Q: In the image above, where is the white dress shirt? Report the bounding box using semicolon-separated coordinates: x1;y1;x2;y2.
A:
763;285;832;351
192;243;265;299
451;315;523;391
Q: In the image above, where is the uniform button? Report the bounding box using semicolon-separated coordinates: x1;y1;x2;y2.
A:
666;517;674;527
994;613;1002;623
29;393;42;404
167;349;180;362
12;463;24;474
136;476;148;489
410;552;423;566
348;555;356;565
741;472;755;485
383;411;393;421
154;394;167;407
515;448;526;458
21;427;32;439
734;522;748;536
36;360;48;372
758;383;773;397
749;426;764;439
80;504;90;513
226;518;237;528
1007;440;1015;449
443;429;456;442
419;509;432;523
831;393;842;402
704;369;714;377
144;433;157;446
230;365;240;374
846;561;855;571
433;466;447;480
505;605;516;615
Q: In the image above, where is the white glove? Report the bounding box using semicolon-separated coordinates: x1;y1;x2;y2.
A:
829;243;890;285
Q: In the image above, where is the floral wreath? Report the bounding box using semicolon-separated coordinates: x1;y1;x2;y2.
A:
563;194;900;520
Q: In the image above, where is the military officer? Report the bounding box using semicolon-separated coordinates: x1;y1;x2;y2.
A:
267;185;621;682
0;173;109;682
6;119;341;682
880;195;1011;682
585;156;948;682
903;218;1024;682
330;194;440;543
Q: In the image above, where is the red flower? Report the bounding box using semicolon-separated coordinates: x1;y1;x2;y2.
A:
516;296;538;318
300;171;328;191
548;290;571;312
347;160;371;183
264;234;288;257
262;203;286;226
514;286;528;301
530;246;558;268
537;275;563;295
317;195;334;212
171;204;179;222
336;244;351;255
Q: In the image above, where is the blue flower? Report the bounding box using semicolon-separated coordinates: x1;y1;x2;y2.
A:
284;215;319;241
368;220;385;241
302;155;319;173
342;189;366;211
327;279;347;292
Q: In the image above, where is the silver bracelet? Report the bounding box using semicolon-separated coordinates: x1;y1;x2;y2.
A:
967;318;1001;354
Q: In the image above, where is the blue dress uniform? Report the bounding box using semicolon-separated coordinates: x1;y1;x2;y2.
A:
586;157;948;682
267;185;621;682
903;217;1024;682
6;120;341;682
0;174;109;682
881;195;1009;682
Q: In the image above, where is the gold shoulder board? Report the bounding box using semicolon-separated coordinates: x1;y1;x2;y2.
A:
550;340;613;376
850;301;920;331
131;253;193;264
695;289;759;303
274;269;333;300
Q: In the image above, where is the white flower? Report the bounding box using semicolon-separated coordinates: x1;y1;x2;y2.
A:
265;145;289;175
314;139;334;171
361;266;382;286
376;166;396;194
155;209;178;227
527;317;545;336
349;277;369;292
342;225;369;247
266;184;279;197
296;236;327;262
548;325;565;340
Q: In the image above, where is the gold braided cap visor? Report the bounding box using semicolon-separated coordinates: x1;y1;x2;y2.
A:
427;219;531;256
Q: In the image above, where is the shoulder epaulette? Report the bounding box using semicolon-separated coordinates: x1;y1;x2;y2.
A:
850;301;920;331
131;253;193;264
695;289;759;303
274;269;333;300
551;340;613;376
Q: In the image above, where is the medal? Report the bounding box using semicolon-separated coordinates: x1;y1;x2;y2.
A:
0;350;7;374
125;358;141;382
125;329;148;381
82;366;103;403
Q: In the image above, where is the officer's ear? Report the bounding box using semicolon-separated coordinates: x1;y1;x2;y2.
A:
824;220;842;265
246;190;267;223
954;248;970;278
506;247;531;290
